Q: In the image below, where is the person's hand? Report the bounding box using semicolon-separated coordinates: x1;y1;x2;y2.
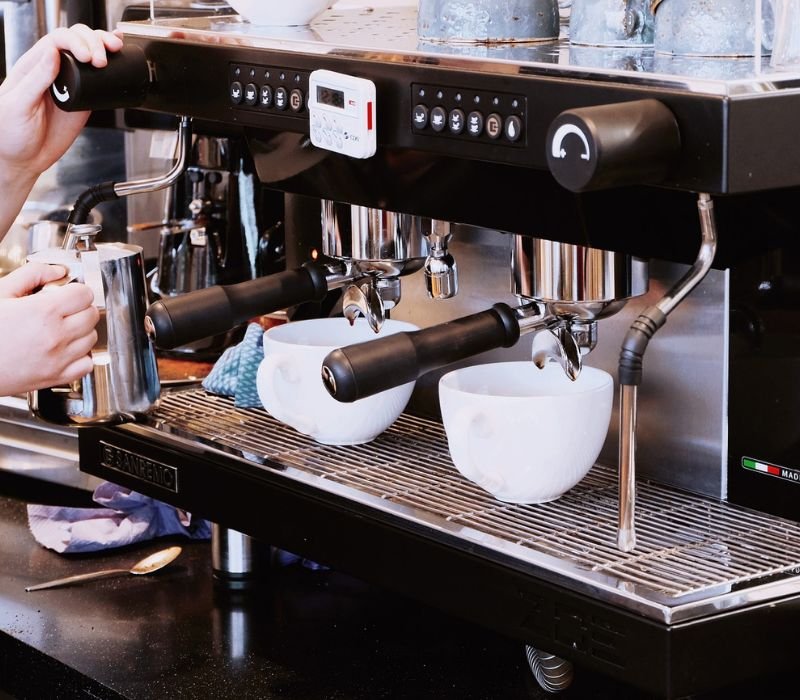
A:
0;24;123;189
0;263;99;396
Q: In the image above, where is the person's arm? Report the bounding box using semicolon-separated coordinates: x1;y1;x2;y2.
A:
0;263;99;396
0;24;123;240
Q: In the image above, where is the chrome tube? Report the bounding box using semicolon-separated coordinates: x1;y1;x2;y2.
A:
114;116;191;197
656;194;718;315
618;383;638;551
617;192;718;552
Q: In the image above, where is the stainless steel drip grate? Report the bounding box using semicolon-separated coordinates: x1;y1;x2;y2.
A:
150;390;800;614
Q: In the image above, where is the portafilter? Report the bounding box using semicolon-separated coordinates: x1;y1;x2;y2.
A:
145;200;457;349
321;236;648;403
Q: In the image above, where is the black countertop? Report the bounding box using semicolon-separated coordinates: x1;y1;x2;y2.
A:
0;484;796;700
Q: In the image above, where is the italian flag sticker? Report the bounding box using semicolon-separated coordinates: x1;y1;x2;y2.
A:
742;457;800;484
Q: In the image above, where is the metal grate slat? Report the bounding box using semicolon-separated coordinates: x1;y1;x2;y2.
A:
149;390;800;601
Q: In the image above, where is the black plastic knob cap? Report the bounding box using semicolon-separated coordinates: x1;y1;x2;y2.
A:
51;45;150;112
546;99;681;192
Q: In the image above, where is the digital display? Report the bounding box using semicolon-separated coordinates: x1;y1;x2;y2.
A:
316;85;345;109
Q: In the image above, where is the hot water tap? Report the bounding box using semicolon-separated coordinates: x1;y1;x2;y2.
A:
321;201;457;332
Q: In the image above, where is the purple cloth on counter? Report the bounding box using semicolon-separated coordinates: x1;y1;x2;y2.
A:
201;322;264;408
27;482;211;554
27;483;327;570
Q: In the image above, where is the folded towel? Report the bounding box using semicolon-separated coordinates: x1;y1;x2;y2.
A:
28;483;327;571
202;322;264;408
27;482;211;554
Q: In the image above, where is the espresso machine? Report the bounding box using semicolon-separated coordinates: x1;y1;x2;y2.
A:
54;3;800;697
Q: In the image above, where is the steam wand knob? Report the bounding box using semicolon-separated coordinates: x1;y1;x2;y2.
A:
51;45;151;112
546;98;680;192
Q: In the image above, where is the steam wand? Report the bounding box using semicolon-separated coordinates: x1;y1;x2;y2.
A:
67;116;192;226
616;193;718;552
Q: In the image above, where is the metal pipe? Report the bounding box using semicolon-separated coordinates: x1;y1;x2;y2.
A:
68;117;192;226
617;384;638;552
114;116;192;197
656;194;718;315
617;192;718;552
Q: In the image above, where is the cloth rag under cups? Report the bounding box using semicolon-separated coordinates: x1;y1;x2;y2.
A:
27;482;211;554
27;483;326;569
202;322;264;408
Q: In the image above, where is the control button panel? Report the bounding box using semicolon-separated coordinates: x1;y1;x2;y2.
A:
229;64;309;118
308;69;376;159
411;83;526;147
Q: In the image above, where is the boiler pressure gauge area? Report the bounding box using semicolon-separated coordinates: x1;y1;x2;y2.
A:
309;70;377;159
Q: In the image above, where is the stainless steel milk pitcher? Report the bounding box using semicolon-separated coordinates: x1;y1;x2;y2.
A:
27;224;160;425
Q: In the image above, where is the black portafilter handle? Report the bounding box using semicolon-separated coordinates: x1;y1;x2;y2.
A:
321;303;521;403
51;45;150;112
146;264;329;349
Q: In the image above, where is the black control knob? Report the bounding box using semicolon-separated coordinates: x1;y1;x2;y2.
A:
50;45;150;112
545;99;680;192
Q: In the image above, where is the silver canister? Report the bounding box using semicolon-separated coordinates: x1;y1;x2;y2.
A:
512;237;649;318
653;0;775;56
151;220;217;297
417;0;560;43
321;201;429;277
27;224;160;425
569;0;655;46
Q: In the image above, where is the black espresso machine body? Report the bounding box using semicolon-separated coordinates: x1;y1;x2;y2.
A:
70;7;800;697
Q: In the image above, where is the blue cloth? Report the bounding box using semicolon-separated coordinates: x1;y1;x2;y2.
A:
27;482;211;554
202;322;264;408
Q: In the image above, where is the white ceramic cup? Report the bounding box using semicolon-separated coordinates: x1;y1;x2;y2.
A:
439;361;613;504
257;317;418;445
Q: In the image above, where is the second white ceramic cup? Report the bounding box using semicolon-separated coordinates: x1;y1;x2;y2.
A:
439;361;613;504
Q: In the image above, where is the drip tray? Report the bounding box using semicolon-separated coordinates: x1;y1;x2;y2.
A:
143;389;800;624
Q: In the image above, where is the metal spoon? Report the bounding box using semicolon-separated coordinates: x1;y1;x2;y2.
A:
25;546;182;592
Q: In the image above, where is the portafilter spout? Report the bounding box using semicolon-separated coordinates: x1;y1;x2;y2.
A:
513;237;649;379
321;237;648;403
321;201;457;333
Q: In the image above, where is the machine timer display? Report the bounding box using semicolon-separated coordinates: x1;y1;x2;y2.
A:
317;85;345;109
309;69;377;159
